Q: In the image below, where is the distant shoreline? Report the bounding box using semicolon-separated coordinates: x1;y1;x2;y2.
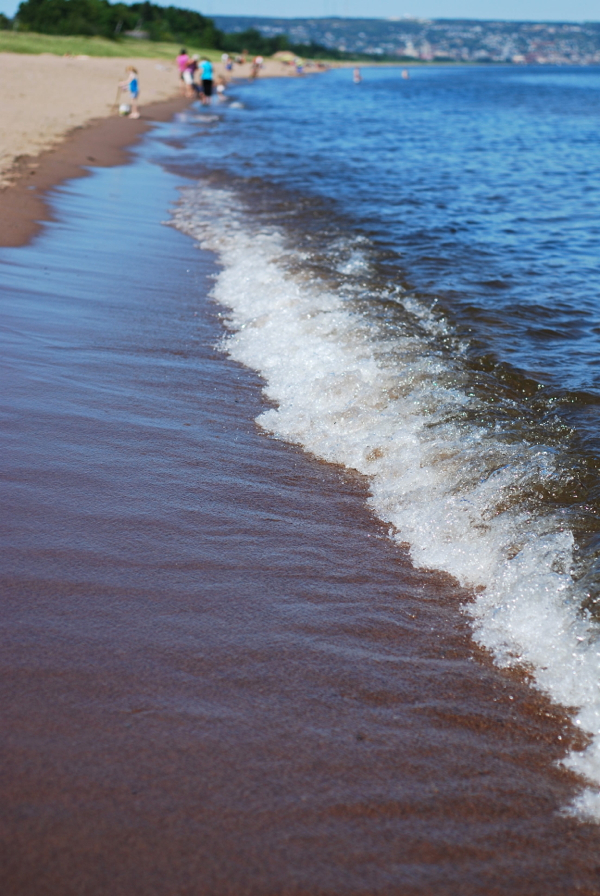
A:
0;51;317;247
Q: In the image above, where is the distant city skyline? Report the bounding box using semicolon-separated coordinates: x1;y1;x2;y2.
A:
2;0;599;24
184;1;600;23
214;14;600;64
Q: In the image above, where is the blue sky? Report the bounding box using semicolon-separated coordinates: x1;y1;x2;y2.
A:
2;0;598;23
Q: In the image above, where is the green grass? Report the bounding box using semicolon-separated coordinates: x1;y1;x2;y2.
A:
0;30;220;59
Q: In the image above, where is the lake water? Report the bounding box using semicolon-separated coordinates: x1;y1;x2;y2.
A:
166;64;600;817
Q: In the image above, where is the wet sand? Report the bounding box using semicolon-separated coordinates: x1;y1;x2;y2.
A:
3;122;600;895
0;93;191;247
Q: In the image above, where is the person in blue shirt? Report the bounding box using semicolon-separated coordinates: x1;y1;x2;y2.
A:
200;58;213;105
119;66;140;119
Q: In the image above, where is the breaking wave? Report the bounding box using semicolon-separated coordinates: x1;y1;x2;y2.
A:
172;179;600;820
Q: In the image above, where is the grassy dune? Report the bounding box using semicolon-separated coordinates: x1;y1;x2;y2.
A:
0;30;220;59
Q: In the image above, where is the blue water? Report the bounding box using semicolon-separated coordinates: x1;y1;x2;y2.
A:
171;66;600;396
165;67;600;815
166;62;600;543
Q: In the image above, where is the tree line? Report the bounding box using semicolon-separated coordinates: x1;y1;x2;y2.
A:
0;0;346;58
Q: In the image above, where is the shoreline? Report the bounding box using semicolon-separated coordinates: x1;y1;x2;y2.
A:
0;93;192;247
0;53;324;248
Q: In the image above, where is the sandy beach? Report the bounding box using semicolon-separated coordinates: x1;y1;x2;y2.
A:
0;53;180;186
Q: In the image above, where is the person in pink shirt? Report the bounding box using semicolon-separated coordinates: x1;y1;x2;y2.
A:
176;48;189;93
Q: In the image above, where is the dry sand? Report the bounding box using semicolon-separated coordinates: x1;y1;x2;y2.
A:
0;52;306;187
0;54;179;185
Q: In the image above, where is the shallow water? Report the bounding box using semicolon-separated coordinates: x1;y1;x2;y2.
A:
5;134;600;895
164;66;600;817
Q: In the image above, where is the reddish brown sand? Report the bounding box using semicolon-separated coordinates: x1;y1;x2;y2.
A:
2;107;600;895
0;94;191;247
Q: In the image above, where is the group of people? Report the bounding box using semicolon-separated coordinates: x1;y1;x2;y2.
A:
220;52;263;74
176;49;217;104
116;55;381;121
116;45;273;118
115;48;277;120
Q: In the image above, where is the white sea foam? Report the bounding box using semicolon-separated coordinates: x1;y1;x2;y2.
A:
172;183;600;820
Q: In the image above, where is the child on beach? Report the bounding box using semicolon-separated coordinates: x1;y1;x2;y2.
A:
119;65;140;118
250;55;263;79
216;75;227;102
119;66;140;119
